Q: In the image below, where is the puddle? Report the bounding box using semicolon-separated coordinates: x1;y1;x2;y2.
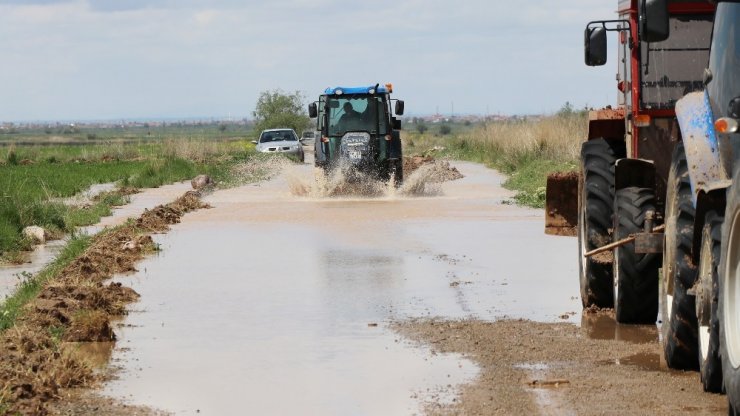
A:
0;239;66;299
580;312;659;344
64;341;116;370
61;182;118;206
80;181;191;235
100;158;579;414
599;352;663;372
515;362;550;371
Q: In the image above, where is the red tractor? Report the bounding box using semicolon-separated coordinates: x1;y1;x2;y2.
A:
546;0;740;403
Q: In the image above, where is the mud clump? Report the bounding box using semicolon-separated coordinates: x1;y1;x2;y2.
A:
0;191;209;415
403;155;463;183
544;171;578;236
137;190;210;232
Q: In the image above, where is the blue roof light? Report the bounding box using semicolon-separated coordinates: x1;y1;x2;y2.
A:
324;85;389;95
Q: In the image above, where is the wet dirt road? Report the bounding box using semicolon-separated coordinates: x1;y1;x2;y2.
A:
98;158;582;414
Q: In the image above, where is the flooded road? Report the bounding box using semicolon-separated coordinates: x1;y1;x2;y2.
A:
101;159;580;414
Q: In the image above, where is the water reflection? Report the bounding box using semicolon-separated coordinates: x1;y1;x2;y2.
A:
580;311;659;344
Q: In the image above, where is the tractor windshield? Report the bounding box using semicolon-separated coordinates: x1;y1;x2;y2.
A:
326;95;389;136
640;14;713;110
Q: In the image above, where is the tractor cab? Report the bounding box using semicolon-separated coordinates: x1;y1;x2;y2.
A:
308;84;405;183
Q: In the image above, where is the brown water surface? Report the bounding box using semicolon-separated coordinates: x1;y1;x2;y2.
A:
101;159;580;414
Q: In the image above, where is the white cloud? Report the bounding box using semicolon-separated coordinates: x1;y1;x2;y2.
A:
0;0;620;120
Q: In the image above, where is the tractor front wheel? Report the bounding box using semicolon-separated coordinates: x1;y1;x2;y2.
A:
578;138;625;308
612;187;660;324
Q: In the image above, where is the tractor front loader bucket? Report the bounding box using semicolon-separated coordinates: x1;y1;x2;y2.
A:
544;171;579;236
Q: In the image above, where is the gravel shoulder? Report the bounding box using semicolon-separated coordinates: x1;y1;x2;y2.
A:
393;311;727;415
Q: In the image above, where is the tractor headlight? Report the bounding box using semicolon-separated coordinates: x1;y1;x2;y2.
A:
335;88;343;95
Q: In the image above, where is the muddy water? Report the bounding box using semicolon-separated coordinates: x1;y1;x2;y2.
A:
79;181;192;235
0;182;192;299
102;159;581;415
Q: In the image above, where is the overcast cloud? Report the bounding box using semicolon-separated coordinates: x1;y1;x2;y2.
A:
0;0;618;121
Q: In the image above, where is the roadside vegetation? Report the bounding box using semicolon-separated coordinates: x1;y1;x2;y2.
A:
405;104;586;208
252;89;311;134
0;113;294;413
0;132;256;263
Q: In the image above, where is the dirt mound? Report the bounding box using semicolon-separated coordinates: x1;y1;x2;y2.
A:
544;171;578;236
137;190;209;232
403;155;463;183
0;191;209;415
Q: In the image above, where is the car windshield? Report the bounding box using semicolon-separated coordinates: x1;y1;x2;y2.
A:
260;130;297;143
326;95;389;136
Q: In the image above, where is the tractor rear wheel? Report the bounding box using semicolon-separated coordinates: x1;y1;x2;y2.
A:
660;142;699;370
578;138;625;308
612;187;660;323
721;165;740;410
697;210;723;392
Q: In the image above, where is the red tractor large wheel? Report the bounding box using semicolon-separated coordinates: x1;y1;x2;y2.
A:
578;138;625;308
612;187;660;324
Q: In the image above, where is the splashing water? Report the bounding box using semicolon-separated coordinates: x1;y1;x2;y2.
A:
286;159;459;199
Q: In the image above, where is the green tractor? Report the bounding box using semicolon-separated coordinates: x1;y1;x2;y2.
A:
308;83;405;184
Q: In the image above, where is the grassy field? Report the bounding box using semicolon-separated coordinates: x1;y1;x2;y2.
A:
405;113;586;207
0;132;256;261
0;121;253;143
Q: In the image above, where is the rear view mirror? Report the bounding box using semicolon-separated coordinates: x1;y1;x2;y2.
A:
395;100;405;116
251;140;258;145
639;0;669;43
328;101;340;108
308;103;317;118
585;26;607;66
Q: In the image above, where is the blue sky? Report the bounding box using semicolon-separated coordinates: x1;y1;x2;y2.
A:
0;0;619;121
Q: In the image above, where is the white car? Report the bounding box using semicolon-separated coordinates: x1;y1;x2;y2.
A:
253;128;305;162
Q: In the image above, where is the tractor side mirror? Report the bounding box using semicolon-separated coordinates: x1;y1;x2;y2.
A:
639;0;669;43
585;26;607;66
308;103;317;118
395;100;405;116
392;118;402;130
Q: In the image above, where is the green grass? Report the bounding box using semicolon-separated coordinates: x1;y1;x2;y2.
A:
0;234;91;331
0;137;259;332
0;159;161;255
63;191;128;227
405;115;584;208
0;139;255;259
0;122;254;144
